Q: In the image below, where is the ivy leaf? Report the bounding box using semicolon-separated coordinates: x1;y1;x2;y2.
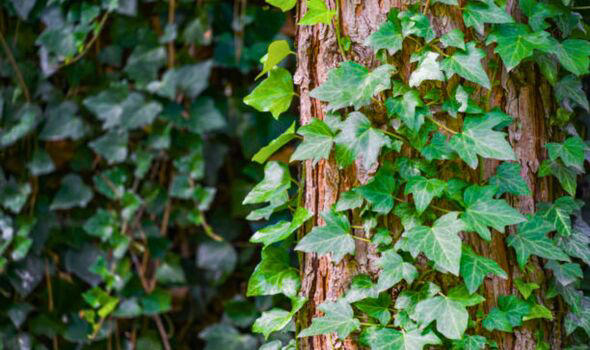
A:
450;112;516;169
555;75;589;112
244;67;294;119
253;296;306;339
50;174;93;210
310;62;395;111
452;335;488;350
564;297;590;337
354;294;392;326
421;132;454;161
486;23;552;71
520;0;562;31
398;9;436;42
403;212;465;275
462;197;526;241
447;284;486;307
334;112;391;170
344;275;379;303
404;176;446;214
558;218;590;267
413;294;469;339
257;40;292;80
265;0;296;11
298;299;360;340
376;249;418;292
409;51;445;87
40;102;88;141
463;0;514;35
299;0;336;25
441;42;491;90
538;159;579;197
506;216;570;268
250;207;312;246
295;209;355;263
365;17;403;55
488;162;531;196
546;136;586;171
483;295;531;332
524;303;553;321
355;168;396;214
335;190;364;212
460;246;507;294
514;278;539;299
537;196;582;237
385;90;427;132
440;28;465;50
247;246;300;298
550;39;590;76
89;130;129;165
291;119;335;165
545;261;583;286
360;327;441;350
253;122;297;164
243;161;291;205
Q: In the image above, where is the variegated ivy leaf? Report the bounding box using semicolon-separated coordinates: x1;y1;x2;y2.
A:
294;209;355;263
291;119;335;165
460;246;508;294
463;0;514;35
449;110;516;169
385;90;427;132
243;67;294;119
506;215;570;268
401;212;465;275
398;7;436;42
298;0;336;25
440;28;465;50
360;326;441;350
441;42;491;89
409;51;445;87
310;62;395;110
298;299;360;340
334;112;392;170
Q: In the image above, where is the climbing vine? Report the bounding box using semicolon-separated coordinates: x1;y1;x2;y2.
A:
245;0;590;349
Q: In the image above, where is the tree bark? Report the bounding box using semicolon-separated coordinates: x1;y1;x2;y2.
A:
294;1;563;349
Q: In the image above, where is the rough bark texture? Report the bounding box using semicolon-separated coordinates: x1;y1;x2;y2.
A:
294;1;563;349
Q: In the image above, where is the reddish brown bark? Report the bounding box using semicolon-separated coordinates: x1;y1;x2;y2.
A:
294;1;563;349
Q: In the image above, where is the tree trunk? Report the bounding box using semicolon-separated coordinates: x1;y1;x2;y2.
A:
294;1;563;349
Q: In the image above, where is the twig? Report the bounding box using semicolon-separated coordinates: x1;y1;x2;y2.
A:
153;315;172;350
58;11;109;69
167;0;176;68
572;6;590;10
198;211;223;241
0;29;30;102
427;115;458;135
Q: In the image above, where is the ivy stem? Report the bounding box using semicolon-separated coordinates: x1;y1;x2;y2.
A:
352;235;371;243
198;211;223;241
429;43;449;58
382;129;406;141
0;29;30;102
572;6;590;9
427;115;458;135
58;11;110;69
351;225;364;230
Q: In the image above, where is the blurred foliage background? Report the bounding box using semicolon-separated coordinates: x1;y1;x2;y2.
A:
0;0;297;349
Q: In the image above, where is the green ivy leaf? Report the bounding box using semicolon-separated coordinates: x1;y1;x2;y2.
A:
247;246;300;298
310;62;395;110
506;215;570;268
83;209;117;242
360;327;441;350
537;196;582;237
334;112;392;169
555;75;589;112
376;249;418;292
243;161;291;205
354;294;392;326
257;40;293;80
450;112;516;169
335;190;364;212
546;136;586;171
344;274;379;303
488;162;531;196
462;197;526;241
253;122;297;164
40;102;88;141
441;42;491;90
463;0;514;35
409;51;445;87
520;0;562;31
538;159;579;197
402;212;465;275
291;119;335;165
386;90;427;132
514;278;540;299
440;28;465;50
564;297;590;337
50;174;93;210
298;299;360;340
546;261;583;286
265;0;296;11
451;335;488;350
486;23;552;71
244;68;294;119
460;246;507;294
355;168;396;215
421;132;454;161
524;303;553;321
398;8;436;42
550;39;590;76
404;176;446;214
365;16;403;55
89;130;128;165
253;296;306;339
250;207;312;246
298;0;336;25
413;294;469;339
483;295;531;332
295;209;355;263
